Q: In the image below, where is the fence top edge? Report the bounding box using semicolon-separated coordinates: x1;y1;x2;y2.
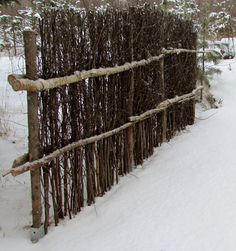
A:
8;48;207;92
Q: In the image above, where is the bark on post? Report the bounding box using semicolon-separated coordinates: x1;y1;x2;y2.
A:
160;58;167;142
127;24;134;172
23;31;43;242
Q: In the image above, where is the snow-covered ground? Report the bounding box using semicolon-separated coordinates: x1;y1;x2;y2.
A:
0;53;27;176
0;53;30;247
0;53;236;251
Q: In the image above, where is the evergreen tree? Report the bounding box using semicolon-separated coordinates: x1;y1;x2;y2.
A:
0;0;19;6
160;0;200;20
209;0;235;39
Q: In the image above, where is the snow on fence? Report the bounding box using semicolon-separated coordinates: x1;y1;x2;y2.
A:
6;6;200;241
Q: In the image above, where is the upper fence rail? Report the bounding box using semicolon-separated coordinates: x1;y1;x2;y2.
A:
7;48;206;92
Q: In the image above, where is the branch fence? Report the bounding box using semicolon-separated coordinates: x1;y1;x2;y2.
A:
6;6;201;241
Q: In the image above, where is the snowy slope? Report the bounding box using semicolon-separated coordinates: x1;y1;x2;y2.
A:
0;56;236;251
0;54;30;246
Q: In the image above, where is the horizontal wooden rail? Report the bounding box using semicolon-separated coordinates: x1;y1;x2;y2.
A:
3;87;202;177
8;48;205;92
129;88;201;122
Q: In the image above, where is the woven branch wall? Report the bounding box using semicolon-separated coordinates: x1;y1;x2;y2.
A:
38;6;197;233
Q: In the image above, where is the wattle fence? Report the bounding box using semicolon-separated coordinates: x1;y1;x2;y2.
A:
6;6;199;241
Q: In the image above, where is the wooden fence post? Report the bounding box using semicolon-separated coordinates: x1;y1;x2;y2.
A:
23;30;44;242
160;57;167;142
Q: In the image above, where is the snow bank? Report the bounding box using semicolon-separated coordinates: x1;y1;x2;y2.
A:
0;53;30;248
0;53;27;139
0;55;236;251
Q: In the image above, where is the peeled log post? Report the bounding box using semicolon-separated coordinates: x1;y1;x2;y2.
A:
24;31;43;242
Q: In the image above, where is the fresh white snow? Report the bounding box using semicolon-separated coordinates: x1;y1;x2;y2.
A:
0;54;236;251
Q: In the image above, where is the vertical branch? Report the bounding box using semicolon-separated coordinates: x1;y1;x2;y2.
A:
12;23;17;56
160;57;167;142
24;31;43;240
201;19;206;102
43;168;49;234
127;23;134;172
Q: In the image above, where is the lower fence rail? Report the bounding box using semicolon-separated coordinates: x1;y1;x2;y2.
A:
6;87;202;177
